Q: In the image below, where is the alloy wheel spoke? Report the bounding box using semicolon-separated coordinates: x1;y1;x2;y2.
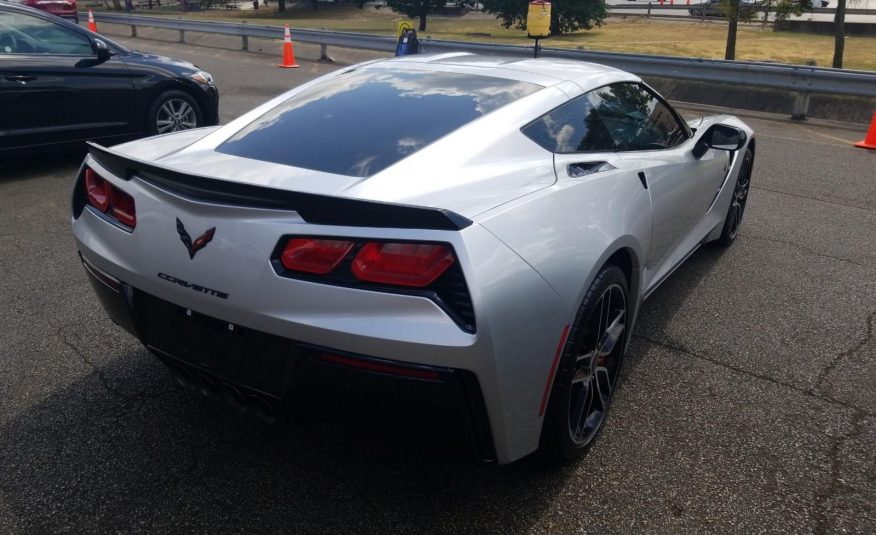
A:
597;310;626;358
594;366;612;409
176;101;191;118
572;380;595;441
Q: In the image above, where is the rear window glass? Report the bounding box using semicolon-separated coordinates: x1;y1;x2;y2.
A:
216;69;541;177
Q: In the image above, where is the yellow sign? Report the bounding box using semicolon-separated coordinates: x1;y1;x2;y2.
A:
526;1;552;39
397;21;414;39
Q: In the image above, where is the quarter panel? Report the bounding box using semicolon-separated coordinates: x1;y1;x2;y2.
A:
477;167;652;313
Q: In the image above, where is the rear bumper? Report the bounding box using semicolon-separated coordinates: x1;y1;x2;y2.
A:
79;254;497;461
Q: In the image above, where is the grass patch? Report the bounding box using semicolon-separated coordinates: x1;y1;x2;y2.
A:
148;5;876;71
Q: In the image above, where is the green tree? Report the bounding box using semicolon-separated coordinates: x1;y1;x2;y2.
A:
386;0;446;31
724;0;808;60
482;0;608;36
833;0;846;67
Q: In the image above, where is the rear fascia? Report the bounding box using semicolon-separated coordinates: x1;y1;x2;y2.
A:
72;150;571;464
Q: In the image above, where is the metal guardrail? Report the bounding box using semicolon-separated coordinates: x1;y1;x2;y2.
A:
607;3;876;15
87;12;876;119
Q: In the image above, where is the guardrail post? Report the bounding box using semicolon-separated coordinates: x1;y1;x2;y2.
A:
319;44;335;63
241;35;248;51
131;24;137;38
179;29;185;43
791;92;811;121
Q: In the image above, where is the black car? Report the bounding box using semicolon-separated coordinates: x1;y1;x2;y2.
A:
689;0;757;18
0;3;218;155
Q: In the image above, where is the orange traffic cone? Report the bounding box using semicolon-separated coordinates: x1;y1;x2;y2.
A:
87;9;97;33
278;24;299;69
854;112;876;150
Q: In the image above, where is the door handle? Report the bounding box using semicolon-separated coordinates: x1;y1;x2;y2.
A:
5;74;38;83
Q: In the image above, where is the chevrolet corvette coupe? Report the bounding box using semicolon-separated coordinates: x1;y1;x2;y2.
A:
71;54;754;464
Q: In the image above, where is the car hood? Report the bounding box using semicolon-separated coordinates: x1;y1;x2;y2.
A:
123;50;202;75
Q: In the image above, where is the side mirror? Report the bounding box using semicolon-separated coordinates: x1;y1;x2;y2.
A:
692;124;747;159
94;38;111;61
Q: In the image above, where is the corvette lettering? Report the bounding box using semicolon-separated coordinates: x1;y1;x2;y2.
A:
158;272;229;299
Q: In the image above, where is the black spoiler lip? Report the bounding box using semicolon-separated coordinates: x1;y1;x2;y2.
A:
86;142;473;231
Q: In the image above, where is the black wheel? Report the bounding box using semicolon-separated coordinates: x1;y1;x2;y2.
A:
716;147;753;247
147;90;203;135
541;265;629;462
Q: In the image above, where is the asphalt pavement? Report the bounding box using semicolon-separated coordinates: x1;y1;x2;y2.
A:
0;32;874;533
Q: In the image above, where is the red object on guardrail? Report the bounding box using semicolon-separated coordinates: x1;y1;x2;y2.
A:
854;112;876;150
278;24;299;69
87;9;97;33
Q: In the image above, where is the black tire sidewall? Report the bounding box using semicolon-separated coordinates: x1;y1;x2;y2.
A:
146;90;203;136
541;264;629;462
717;148;754;247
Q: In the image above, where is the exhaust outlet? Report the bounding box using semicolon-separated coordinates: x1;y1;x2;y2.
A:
220;383;248;414
248;395;277;424
196;373;218;399
169;364;197;391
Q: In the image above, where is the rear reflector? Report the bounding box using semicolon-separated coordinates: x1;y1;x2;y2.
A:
318;353;441;381
84;168;109;212
280;238;355;274
352;242;455;287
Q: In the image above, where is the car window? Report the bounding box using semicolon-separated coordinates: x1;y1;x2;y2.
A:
217;69;541;178
521;94;617;153
0;11;93;55
522;83;687;154
588;83;688;151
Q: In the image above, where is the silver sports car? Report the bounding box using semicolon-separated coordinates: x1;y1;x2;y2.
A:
72;54;754;465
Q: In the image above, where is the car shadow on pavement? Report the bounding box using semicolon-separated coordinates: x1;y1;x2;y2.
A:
0;149;84;183
621;242;730;389
0;338;572;532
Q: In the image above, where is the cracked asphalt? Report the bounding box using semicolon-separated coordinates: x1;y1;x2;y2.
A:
1;29;874;533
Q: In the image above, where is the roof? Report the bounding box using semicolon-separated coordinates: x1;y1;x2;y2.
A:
376;53;638;90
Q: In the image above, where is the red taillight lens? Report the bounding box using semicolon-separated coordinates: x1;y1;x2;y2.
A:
110;187;136;228
84;168;109;212
280;238;355;274
351;242;455;287
83;167;136;228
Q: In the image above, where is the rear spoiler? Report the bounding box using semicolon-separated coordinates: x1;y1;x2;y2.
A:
86;142;472;231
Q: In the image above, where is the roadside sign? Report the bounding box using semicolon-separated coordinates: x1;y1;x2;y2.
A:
527;1;551;39
397;21;414;39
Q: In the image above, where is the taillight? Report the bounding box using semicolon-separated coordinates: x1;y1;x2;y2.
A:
280;238;355;274
83;167;136;229
110;187;136;228
272;237;473;331
84;168;109;212
352;242;455;287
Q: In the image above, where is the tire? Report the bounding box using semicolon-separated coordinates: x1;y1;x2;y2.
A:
541;265;629;462
715;147;753;247
147;90;203;136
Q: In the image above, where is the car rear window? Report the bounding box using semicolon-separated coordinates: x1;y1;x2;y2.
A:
216;69;541;177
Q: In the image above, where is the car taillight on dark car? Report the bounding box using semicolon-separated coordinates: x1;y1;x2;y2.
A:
84;167;136;229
